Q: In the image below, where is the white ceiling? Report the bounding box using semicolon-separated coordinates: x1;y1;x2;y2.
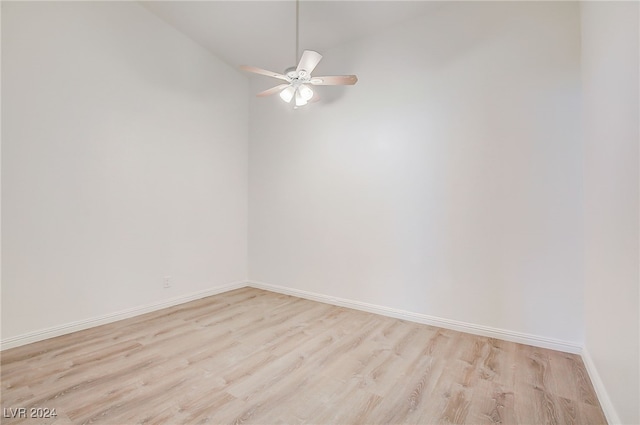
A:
142;1;444;74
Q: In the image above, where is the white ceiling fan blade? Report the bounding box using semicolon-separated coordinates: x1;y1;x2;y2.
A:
239;65;288;81
256;84;290;97
296;50;322;75
310;75;358;86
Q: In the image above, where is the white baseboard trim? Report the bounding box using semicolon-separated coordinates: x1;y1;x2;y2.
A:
248;280;582;354
5;279;615;420
0;281;246;351
581;348;621;425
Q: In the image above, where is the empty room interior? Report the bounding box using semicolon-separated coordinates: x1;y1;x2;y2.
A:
1;1;638;424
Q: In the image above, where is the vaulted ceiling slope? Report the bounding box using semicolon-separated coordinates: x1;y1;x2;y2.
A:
142;1;443;74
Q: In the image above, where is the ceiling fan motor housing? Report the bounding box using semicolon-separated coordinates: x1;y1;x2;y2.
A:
285;66;310;83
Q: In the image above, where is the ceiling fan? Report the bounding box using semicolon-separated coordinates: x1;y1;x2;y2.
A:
239;1;358;108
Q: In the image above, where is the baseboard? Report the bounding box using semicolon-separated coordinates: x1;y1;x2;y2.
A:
4;279;582;355
248;280;582;354
5;279;614;420
581;348;621;425
0;281;246;351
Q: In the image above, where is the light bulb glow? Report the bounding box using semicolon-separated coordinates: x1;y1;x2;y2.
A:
279;86;295;103
298;84;314;101
295;88;308;107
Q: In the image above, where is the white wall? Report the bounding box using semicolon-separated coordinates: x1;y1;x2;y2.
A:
581;2;639;424
2;0;637;419
1;2;248;340
249;2;583;343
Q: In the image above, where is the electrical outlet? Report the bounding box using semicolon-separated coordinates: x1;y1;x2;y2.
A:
163;276;171;288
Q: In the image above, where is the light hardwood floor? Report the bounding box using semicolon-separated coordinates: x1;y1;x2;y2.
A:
1;288;607;424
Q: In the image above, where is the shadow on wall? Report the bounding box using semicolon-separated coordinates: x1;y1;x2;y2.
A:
314;85;348;105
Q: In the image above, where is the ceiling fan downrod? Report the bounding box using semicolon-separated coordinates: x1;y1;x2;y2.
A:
295;0;299;65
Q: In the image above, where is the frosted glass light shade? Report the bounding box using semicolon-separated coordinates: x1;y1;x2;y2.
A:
298;84;314;101
295;89;308;106
279;86;295;103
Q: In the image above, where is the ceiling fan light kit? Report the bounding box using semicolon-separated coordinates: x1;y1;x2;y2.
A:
239;1;357;108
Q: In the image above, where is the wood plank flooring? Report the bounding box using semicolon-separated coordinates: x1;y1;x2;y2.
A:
1;288;607;424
